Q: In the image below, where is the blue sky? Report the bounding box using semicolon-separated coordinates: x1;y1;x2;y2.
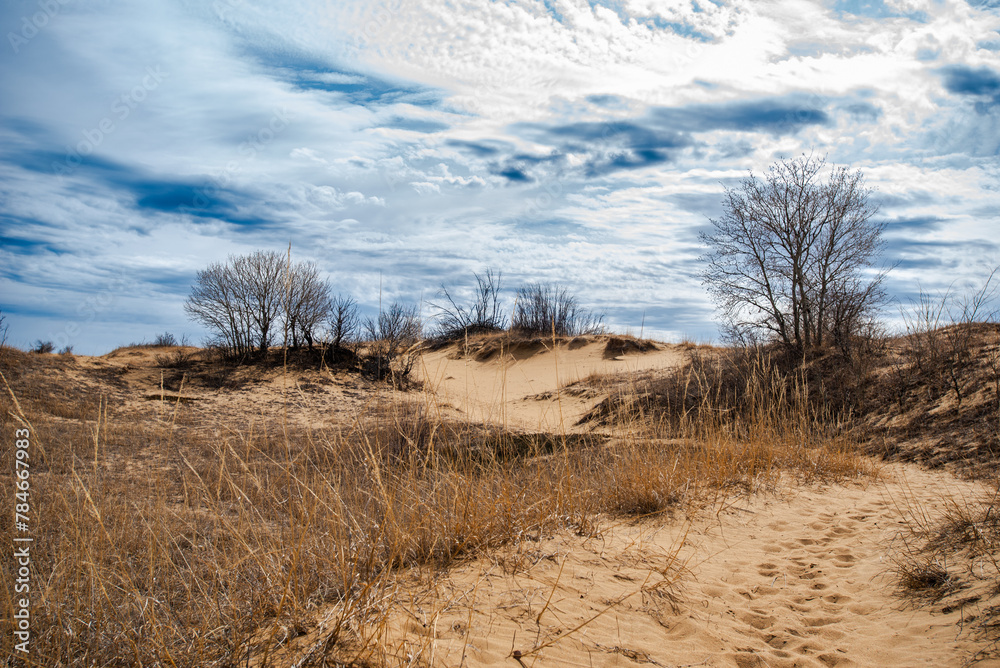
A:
1;0;998;353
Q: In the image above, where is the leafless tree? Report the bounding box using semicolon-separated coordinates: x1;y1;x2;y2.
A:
185;250;287;357
362;302;422;384
431;268;507;337
0;309;8;349
284;261;332;349
700;154;889;352
328;293;360;358
512;283;604;336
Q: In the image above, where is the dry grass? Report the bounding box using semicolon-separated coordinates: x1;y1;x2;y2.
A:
0;343;875;667
885;481;1000;661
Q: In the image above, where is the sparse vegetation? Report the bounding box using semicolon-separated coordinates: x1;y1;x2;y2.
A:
360;301;422;385
512;282;604;336
898;269;999;409
31;339;54;354
890;481;1000;651
184;250;290;357
6;246;1000;665
284;260;332;349
582;342;873;445
327;292;360;361
152;331;178;347
432;268;507;337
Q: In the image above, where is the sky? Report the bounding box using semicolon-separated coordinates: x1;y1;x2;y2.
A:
1;0;999;354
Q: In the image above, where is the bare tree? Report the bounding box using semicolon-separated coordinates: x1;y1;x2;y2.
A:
700;154;889;352
185;250;287;357
362;302;422;384
241;251;286;353
284;261;332;349
431;268;507;337
512;283;604;336
328;293;360;358
0;309;8;349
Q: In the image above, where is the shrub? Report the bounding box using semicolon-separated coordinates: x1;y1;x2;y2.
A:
284;261;332;349
361;302;422;386
898;269;999;408
152;332;178;347
327;293;360;360
185;251;338;358
432;269;507;338
185;250;286;357
511;283;604;336
32;340;54;354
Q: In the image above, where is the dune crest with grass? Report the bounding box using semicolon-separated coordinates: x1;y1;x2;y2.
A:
417;334;687;432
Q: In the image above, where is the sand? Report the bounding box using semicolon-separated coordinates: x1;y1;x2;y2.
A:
365;464;997;667
416;337;688;432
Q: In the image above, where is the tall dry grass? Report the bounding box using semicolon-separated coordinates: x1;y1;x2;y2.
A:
0;344;874;667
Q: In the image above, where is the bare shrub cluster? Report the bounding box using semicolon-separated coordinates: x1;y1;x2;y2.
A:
430;270;604;340
181;252;609;385
896;269;999;409
182;251;429;384
890;483;1000;653
431;268;507;338
361;301;422;385
185;250;289;357
328;293;360;361
512;282;604;336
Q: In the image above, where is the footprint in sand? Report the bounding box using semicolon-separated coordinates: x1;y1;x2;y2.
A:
803;615;842;627
832;552;856;568
757;562;780;577
817;652;855;667
738;610;776;630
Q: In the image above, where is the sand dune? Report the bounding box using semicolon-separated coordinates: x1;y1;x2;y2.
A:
370;464;995;667
417;336;687;431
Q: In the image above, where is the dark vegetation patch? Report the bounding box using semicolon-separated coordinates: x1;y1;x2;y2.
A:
602;336;659;359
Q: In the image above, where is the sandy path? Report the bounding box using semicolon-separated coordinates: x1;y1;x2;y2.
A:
372;464;997;667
